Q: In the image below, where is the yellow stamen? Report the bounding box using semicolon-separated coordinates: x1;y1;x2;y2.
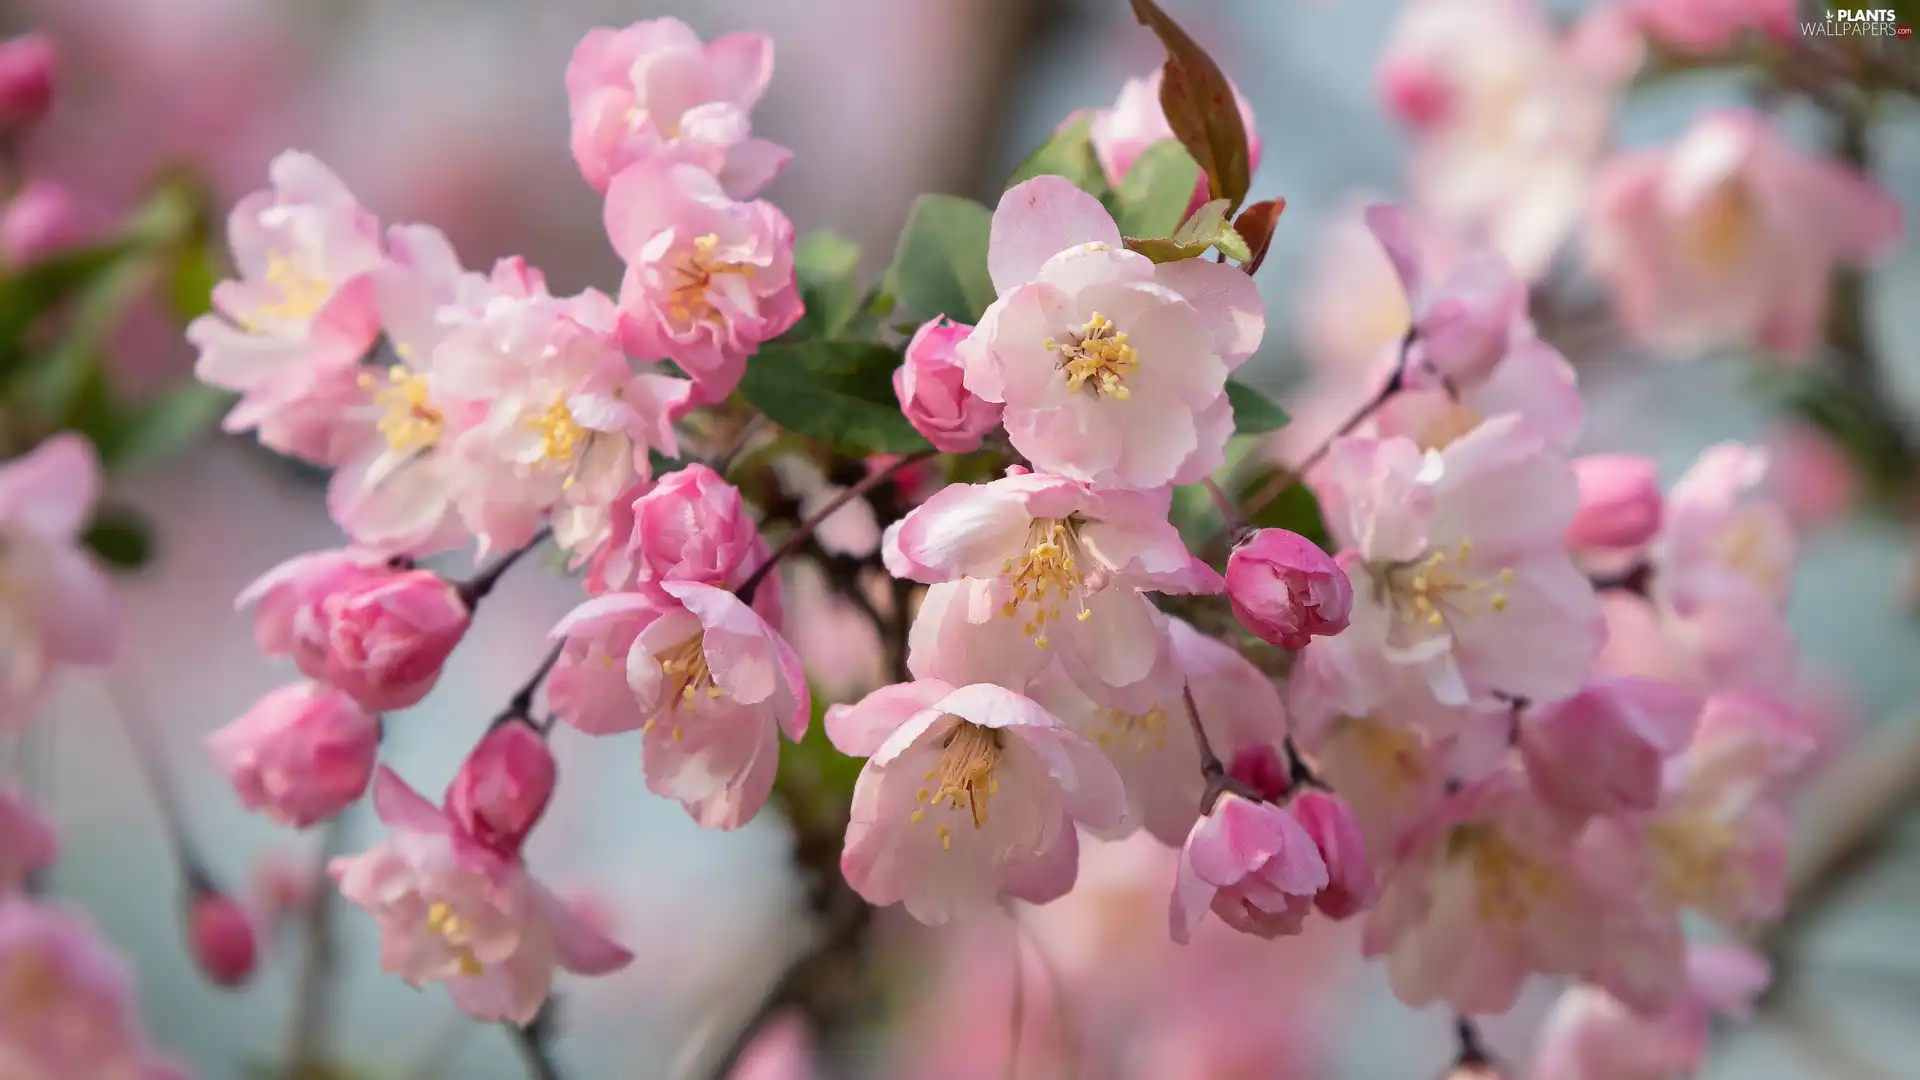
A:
526;395;587;463
666;233;756;327
915;721;1003;831
1047;311;1138;399
363;365;444;454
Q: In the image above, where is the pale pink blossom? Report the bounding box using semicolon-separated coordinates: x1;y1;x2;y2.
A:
0;787;55;891
1289;790;1375;919
1519;676;1701;821
190;152;385;464
1171;793;1329;943
1029;618;1289;846
0;899;177;1080
1086;69;1263;209
548;582;808;829
772;455;885;558
1767;421;1858;531
783;560;886;702
1567;454;1663;551
285;566;471;712
895;317;1002;453
565;19;790;197
605;160;801;403
1627;0;1797;55
1226;528;1352;648
827;680;1126;924
1309;415;1604;708
0;435;119;730
1363;769;1603;1015
0;33;54;129
446;722;557;858
886;469;1218;708
729;1015;818;1080
330;768;632;1024
0;181;78;265
205;681;380;827
959;176;1263;488
186;891;257;987
1534;944;1770;1080
1365;205;1527;386
1589;110;1904;360
584;464;771;605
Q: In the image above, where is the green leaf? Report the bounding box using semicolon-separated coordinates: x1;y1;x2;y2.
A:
83;504;154;570
0;242;136;353
738;341;931;456
1115;140;1201;239
886;194;995;324
1211;223;1251;263
1226;379;1289;434
105;383;228;466
1233;197;1286;276
1123;236;1212;264
1245;473;1331;551
168;240;221;325
1128;0;1254;212
775;690;866;809
1006;116;1113;201
792;231;864;341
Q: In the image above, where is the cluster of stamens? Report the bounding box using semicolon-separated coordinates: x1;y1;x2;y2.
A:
424;901;484;977
1381;540;1514;629
909;721;1004;849
1447;825;1555;924
667;233;755;326
360;365;445;454
1091;705;1168;753
245;252;331;329
1046;311;1138;400
526;394;588;465
1646;814;1738;908
999;518;1093;649
1345;716;1427;794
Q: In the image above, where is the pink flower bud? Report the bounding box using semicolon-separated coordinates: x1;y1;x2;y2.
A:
313;570;471;711
446;722;557;855
0;181;76;265
1378;56;1452;130
587;464;765;600
0;34;55;129
1520;676;1701;820
1226;530;1352;649
1170;793;1329;943
894;316;1001;453
0;786;56;891
1288;790;1374;919
1767;422;1857;531
186;891;257;987
1566;454;1663;551
1412;254;1525;385
206;682;380;827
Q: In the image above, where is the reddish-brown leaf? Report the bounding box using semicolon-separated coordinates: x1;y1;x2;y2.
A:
1234;197;1286;276
1129;0;1253;213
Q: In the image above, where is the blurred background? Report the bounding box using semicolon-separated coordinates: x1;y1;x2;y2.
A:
8;0;1919;1076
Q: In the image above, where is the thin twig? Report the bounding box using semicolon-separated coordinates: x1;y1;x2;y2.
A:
1454;1015;1492;1069
712;414;770;477
459;528;553;608
103;670;211;891
507;1007;565;1080
288;815;352;1073
1239;328;1411;521
737;449;936;605
490;643;566;734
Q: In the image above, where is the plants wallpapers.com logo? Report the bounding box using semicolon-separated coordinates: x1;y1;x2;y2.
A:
1804;8;1915;36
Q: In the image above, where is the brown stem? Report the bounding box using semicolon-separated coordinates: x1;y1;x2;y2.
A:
458;528;553;608
288;815;351;1075
490;642;565;735
1240;328;1411;522
104;670;213;893
1201;477;1248;545
737;449;936;605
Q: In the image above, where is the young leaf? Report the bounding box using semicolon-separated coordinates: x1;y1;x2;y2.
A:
1226;379;1289;434
1243;471;1331;551
1128;0;1253;212
1123;236;1211;264
1006;116;1112;201
886;194;996;324
738;341;932;456
792;230;864;340
1211;223;1252;263
106;383;230;467
1114;140;1200;239
1233;197;1286;276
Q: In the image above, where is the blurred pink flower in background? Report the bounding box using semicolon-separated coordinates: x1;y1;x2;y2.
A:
0;899;184;1079
0;788;58;892
1624;0;1797;54
205;681;380;827
1087;68;1263;211
1766;421;1860;532
1533;943;1769;1080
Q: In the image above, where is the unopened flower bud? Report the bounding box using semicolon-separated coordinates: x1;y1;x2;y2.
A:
186;890;257;988
206;682;380;827
312;569;471;711
1226;530;1352;648
895;316;1001;453
1566;454;1663;551
446;721;557;855
0;34;55;130
0;181;77;265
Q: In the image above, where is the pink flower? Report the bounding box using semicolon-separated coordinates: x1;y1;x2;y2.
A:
548;582;808;829
0;787;56;891
1534;945;1769;1080
446;722;557;858
330;768;632;1024
1766;421;1857;531
885;469;1219;707
190;152;385;465
1029;618;1289;846
0;181;78;265
605;161;801;403
584;464;771;605
205;682;380;827
1627;0;1797;54
0;899;178;1079
186;891;257;988
238;547;390;659
1366;205;1527;386
0;33;55;129
1310;415;1604;708
0;435;120;730
827;680;1126;924
895;317;1002;453
1226;528;1352;648
1289;790;1375;919
565;19;790;197
1518;676;1701;820
1170;793;1329;943
1588;110;1904;360
1566;454;1663;551
268;564;470;712
959;176;1264;489
1086;69;1263;210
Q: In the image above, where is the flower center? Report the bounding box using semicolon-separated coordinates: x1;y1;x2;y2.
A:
1091;704;1168;753
998;518;1099;649
1446;824;1555;924
360;365;445;454
1712;509;1788;593
1377;541;1514;629
247;252;332;329
668;233;756;327
1681;180;1755;273
1646;814;1738;908
1047;311;1138;400
1345;715;1427;794
640;634;724;743
0;947;63;1019
527;395;588;464
425;901;484;978
910;721;1004;848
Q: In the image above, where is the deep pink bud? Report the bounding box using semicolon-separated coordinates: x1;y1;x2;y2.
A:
1566;454;1663;551
1226;529;1352;649
313;570;471;711
0;181;76;264
446;722;557;855
206;682;380;827
187;891;258;987
1412;254;1525;385
1288;790;1374;919
1520;676;1702;820
1379;56;1452;130
0;34;54;129
894;316;1002;453
1171;793;1329;943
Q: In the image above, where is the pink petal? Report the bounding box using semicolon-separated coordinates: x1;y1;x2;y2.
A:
536;886;634;975
0;434;100;540
371;767;451;836
825;680;953;757
987;176;1123;296
999;817;1080;904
